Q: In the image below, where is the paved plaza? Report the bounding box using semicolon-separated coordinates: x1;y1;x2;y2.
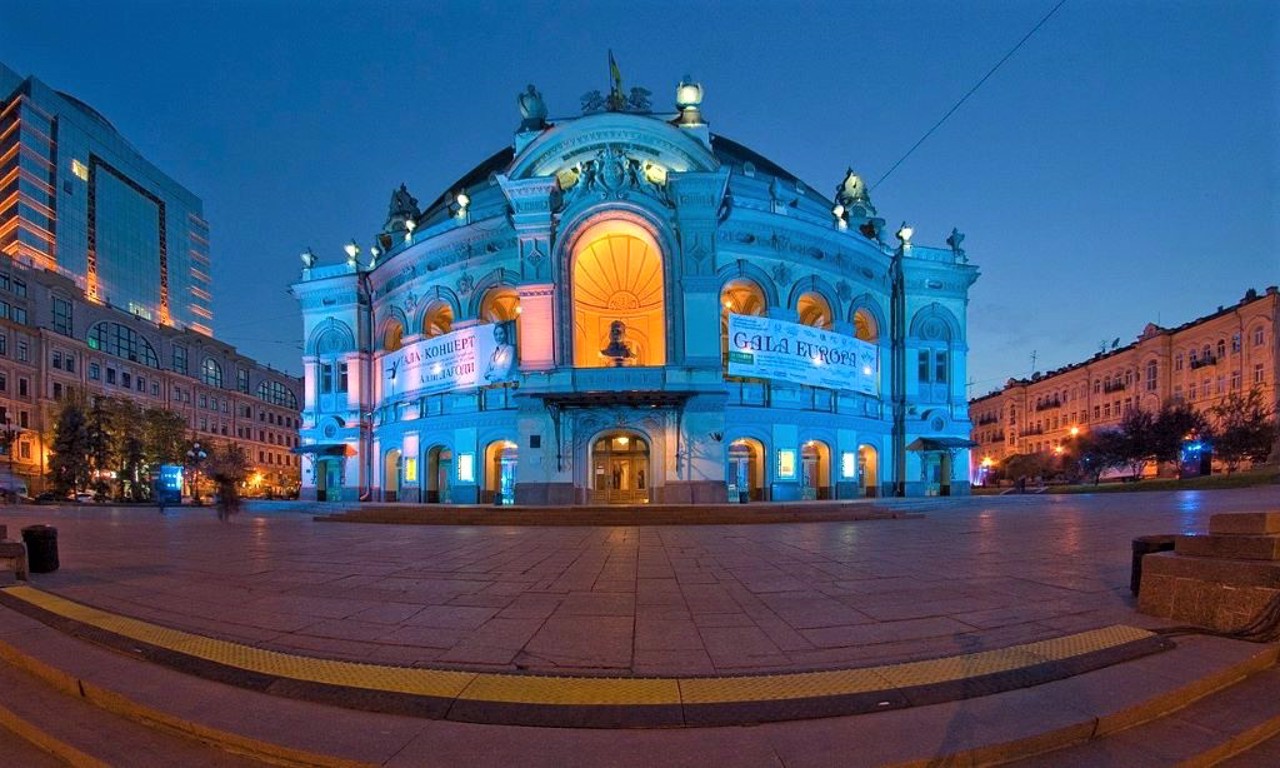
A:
1;489;1275;678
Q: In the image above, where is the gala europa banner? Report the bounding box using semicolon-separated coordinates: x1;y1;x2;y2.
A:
726;313;878;395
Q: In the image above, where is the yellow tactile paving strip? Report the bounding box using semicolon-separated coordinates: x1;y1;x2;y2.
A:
1;585;1161;721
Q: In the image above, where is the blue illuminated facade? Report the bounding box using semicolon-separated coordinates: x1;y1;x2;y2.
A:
294;78;978;504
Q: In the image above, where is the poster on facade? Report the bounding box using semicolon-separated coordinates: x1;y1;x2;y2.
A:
726;313;878;394
382;320;518;395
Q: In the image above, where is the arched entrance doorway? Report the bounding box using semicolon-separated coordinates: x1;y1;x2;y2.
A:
800;440;831;500
426;446;452;503
726;438;765;502
858;445;879;498
484;440;518;506
590;431;650;504
383;449;402;502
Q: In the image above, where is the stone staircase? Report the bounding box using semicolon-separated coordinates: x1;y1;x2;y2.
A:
1;593;1278;767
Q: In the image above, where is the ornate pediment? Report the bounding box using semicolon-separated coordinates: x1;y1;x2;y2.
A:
508;115;718;183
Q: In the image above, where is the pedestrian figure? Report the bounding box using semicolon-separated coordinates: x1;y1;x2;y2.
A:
214;476;240;521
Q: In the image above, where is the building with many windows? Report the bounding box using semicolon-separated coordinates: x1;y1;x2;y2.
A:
0;62;213;334
294;76;979;504
0;258;302;495
969;287;1279;483
0;62;299;495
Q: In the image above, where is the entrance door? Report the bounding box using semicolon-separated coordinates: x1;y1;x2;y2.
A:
427;446;452;503
590;432;650;504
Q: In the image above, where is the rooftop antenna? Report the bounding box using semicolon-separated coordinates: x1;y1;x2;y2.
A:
1029;350;1038;376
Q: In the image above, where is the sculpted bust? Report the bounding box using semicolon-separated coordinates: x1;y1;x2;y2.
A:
601;320;634;366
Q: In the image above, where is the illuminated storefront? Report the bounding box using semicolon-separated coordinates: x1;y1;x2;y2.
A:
294;74;978;504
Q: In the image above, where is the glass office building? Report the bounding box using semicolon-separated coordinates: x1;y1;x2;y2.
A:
0;62;212;334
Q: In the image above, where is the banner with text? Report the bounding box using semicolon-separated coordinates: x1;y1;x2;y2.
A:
726;314;878;394
382;321;517;396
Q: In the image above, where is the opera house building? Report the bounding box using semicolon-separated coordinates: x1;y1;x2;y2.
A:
293;76;979;505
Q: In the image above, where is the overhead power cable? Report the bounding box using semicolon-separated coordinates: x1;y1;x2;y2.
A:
871;0;1069;191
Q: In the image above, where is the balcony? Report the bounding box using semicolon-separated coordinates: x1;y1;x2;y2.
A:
1189;355;1217;370
1102;381;1126;394
1034;398;1063;412
976;414;999;426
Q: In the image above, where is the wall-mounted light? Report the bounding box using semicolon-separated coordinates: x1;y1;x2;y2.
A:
368;245;380;269
344;239;360;266
450;190;470;219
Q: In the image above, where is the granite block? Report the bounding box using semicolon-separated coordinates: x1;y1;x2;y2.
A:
1209;511;1280;536
1176;533;1280;561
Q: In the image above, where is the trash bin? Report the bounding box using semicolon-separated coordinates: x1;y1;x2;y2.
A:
1131;534;1176;596
21;525;58;573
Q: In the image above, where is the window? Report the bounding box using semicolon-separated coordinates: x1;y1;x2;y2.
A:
19;442;29;460
1254;327;1266;346
89;363;100;380
151;381;160;396
65;355;75;374
12;306;27;325
1189;381;1197;400
199;394;207;409
52;350;62;370
320;363;333;394
88;322;160;367
1231;370;1241;390
1232;333;1241;353
121;372;131;388
16;341;27;362
11;279;25;298
172;345;188;374
18;378;28;398
202;357;223;388
106;368;117;385
53;382;62;399
0;334;6;356
1145;361;1157;391
1174;353;1183;371
338;362;349;393
917;350;930;383
18;411;27;428
237;367;249;394
257;380;298;409
52;296;72;336
1216;339;1226;360
1093;380;1101;395
0;373;6;392
1256;363;1265;385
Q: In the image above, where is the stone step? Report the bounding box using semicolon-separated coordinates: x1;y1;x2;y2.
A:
1211;511;1280;536
1177;533;1280;561
1006;664;1280;766
1;593;1278;767
0;651;266;767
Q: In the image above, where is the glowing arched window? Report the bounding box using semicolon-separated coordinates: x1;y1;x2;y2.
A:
87;322;159;368
572;221;666;367
720;279;766;364
480;287;520;322
383;320;404;352
797;292;833;330
201;358;223;388
258;380;299;409
422;302;454;337
853;308;879;342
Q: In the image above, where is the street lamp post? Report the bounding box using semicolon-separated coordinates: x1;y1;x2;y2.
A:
890;223;912;497
186;441;208;504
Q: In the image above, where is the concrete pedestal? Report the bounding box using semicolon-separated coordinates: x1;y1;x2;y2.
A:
1138;511;1280;633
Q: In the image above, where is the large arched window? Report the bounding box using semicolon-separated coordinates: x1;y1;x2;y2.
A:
911;306;957;403
383;320;404;352
202;357;223;387
258;380;299;409
572;220;666;367
422;301;453;337
721;279;766;364
853;308;879;342
479;286;521;322
87;322;159;367
796;292;833;330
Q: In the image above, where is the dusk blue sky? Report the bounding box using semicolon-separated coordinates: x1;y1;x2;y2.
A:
3;0;1276;395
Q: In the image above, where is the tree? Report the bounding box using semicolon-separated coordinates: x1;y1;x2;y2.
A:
1116;407;1157;480
1001;452;1053;488
85;396;114;498
1069;429;1125;485
107;399;147;501
1208;389;1278;474
143;408;188;467
48;399;91;495
1151;401;1210;467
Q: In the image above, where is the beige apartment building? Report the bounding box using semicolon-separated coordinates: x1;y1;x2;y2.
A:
0;262;302;496
969;287;1279;483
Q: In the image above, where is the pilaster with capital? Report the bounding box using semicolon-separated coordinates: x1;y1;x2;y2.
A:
669;171;729;365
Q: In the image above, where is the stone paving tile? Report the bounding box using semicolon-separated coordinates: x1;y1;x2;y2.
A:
800;616;977;650
349;602;425;625
403;605;499;630
521;616;633;669
691;612;756;628
555;592;635;617
632;649;718;676
635;617;704;651
698;625;785;664
376;624;469;650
